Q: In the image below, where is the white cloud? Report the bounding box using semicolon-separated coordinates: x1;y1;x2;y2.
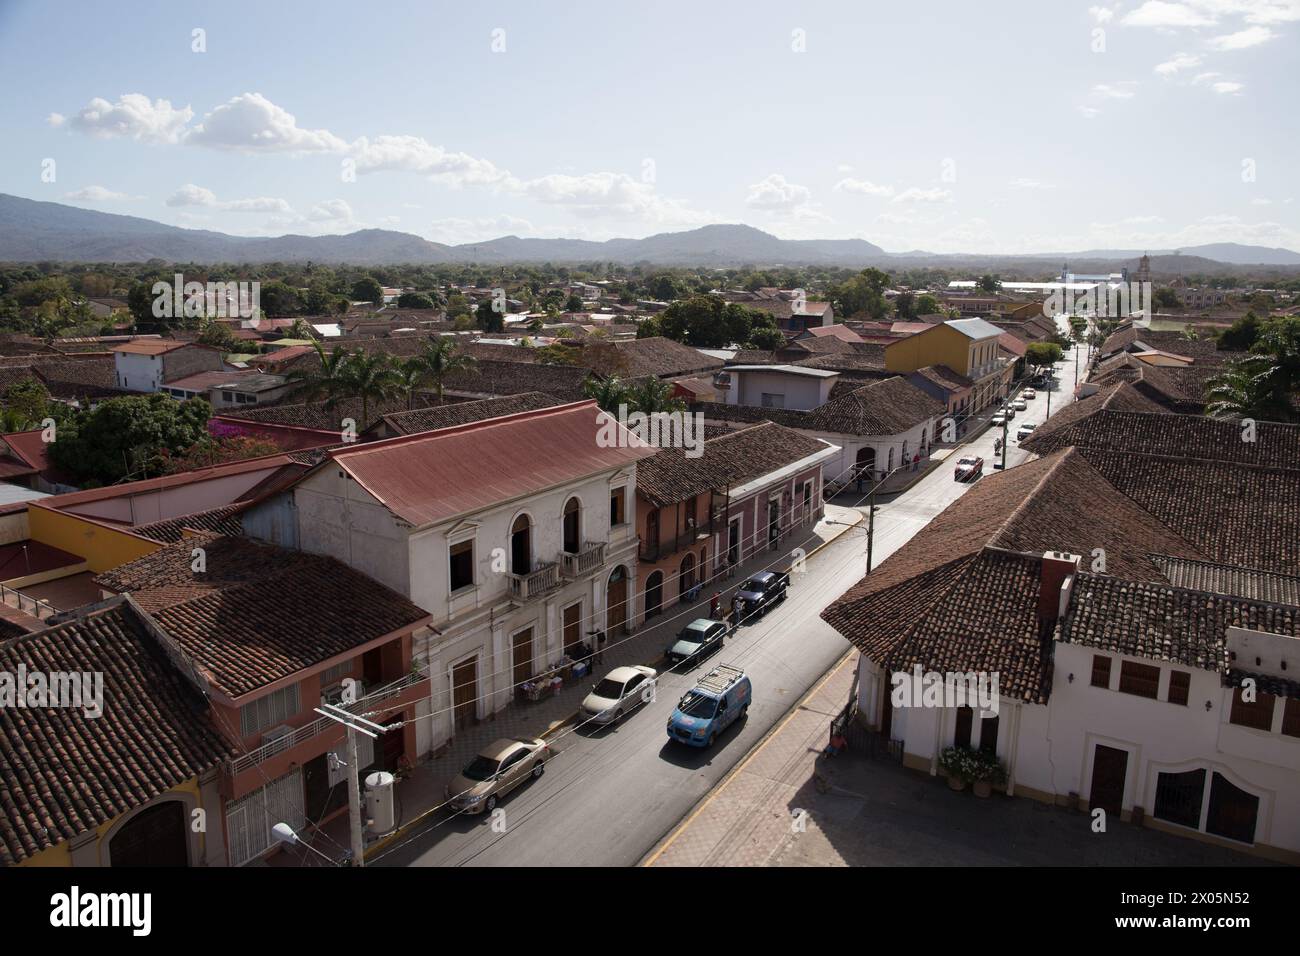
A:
1093;82;1138;99
1207;25;1277;48
63;185;141;202
836;163;854;173
1155;52;1202;74
57;94;193;144
351;134;514;186
1079;105;1102;118
1009;178;1056;190
1192;71;1223;82
427;215;537;244
308;199;354;222
1122;2;1218;28
165;183;292;213
892;187;953;203
185;92;349;152
1212;80;1246;93
1090;5;1117;23
744;173;812;210
834;178;895;197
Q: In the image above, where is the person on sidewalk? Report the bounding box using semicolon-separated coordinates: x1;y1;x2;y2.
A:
710;590;721;620
823;731;848;757
912;452;920;472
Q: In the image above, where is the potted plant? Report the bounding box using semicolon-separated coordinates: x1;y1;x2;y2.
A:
939;746;970;791
968;751;1008;798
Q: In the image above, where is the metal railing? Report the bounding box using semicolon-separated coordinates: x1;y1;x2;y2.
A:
559;541;606;578
229;668;429;775
0;583;58;621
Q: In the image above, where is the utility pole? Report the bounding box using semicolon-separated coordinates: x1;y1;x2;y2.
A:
865;485;876;576
313;701;385;867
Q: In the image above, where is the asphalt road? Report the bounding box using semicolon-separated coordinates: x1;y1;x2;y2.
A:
380;339;1091;867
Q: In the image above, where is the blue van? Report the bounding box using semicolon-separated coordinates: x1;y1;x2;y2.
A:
666;664;751;748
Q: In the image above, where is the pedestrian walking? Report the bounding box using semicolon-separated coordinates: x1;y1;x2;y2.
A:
912;452;920;472
710;590;721;619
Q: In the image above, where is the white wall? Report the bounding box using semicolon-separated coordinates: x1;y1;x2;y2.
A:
728;370;833;410
114;352;161;392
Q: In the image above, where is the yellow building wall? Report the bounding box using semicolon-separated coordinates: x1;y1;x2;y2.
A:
26;506;160;573
886;325;972;375
17;777;205;867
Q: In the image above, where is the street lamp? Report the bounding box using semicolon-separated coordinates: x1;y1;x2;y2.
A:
273;822;339;866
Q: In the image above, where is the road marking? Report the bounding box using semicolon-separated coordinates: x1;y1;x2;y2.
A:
640;648;856;867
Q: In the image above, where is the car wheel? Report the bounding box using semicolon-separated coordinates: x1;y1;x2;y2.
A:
614;708;624;724
531;761;544;779
485;794;498;813
741;703;750;717
707;732;717;747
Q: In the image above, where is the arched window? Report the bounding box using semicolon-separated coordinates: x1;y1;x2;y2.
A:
562;497;581;554
645;571;664;619
510;514;531;576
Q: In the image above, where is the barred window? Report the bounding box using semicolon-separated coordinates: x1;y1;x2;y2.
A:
240;683;302;737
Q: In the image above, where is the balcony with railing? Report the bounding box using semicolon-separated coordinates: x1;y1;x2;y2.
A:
226;667;430;797
639;513;717;563
560;541;606;578
508;561;561;602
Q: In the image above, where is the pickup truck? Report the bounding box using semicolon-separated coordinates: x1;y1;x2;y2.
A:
666;664;751;748
734;570;789;622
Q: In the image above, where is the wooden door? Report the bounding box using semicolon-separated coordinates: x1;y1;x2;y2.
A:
1089;745;1128;818
513;628;534;688
452;658;478;730
563;603;581;655
607;571;628;636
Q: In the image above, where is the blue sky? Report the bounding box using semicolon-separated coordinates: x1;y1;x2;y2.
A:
1;0;1297;253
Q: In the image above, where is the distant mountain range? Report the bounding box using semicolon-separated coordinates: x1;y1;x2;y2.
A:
2;193;1298;269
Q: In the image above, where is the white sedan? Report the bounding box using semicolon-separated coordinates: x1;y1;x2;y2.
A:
581;665;658;726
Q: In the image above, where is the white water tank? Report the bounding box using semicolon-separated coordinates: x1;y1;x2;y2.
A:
365;771;396;834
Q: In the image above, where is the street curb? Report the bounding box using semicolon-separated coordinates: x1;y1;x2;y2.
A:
639;648;857;867
361;511;863;864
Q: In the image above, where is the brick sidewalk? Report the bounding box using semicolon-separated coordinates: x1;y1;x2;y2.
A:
644;656;1269;868
273;503;862;865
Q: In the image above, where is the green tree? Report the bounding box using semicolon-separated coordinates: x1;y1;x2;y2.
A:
747;323;785;350
564;294;585;312
48;394;212;485
1218;312;1261;351
582;375;630;413
198;321;239;352
287;342;354;417
337;350;399;427
977;274;1001;294
657;295;760;348
405;337;478;403
397;291;437;309
1025;341;1063;370
915;293;941;316
1205;357;1280;421
625;376;686;414
0;379;66;432
351;276;385;306
259;281;304;316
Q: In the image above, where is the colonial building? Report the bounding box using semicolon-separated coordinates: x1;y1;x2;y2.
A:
241;400;654;757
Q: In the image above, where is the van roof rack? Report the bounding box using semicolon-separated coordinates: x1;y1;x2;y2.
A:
697;663;745;696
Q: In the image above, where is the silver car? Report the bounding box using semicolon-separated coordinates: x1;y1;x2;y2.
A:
581;665;658;725
446;737;550;814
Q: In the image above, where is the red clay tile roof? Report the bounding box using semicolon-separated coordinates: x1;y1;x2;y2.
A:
132;505;244;544
1060;573;1297;672
696;375;944;437
94;534;431;699
593;337;723;380
0;599;232;865
636;422;832;507
377;392;567;436
328;401;656;528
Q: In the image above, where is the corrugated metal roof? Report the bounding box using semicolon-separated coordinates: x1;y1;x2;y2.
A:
331;401;656;527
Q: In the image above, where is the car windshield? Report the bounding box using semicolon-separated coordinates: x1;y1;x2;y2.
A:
461;755;500;781
679;691;718;719
677;628;706;644
594;678;625;699
958;458;976;466
740;578;763;592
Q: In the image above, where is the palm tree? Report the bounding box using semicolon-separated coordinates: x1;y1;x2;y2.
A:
582;374;629;413
407;338;478;403
287;341;352;411
1205;356;1279;420
626;376;686;414
393;358;428;411
337;349;400;428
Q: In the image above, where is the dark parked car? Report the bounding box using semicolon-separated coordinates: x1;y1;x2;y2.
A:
734;570;789;621
666;618;727;667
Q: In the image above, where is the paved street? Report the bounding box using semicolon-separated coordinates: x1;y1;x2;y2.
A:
371;336;1092;868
